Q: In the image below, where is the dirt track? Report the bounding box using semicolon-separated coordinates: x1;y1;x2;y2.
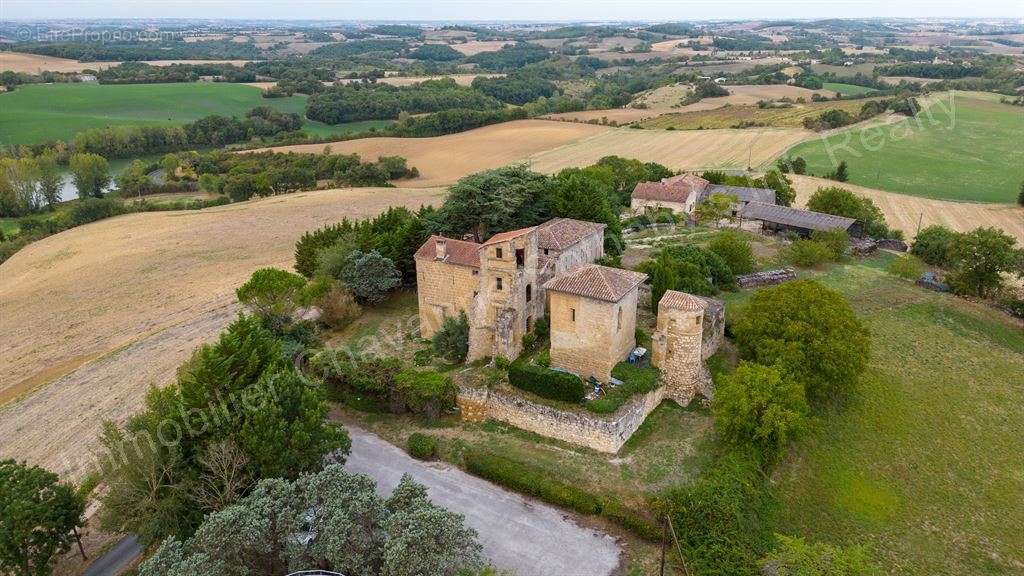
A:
791;175;1024;242
0;187;444;477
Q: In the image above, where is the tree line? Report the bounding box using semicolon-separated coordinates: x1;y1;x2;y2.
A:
305;78;502;124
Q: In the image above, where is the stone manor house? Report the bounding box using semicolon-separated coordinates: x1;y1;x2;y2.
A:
415;217;718;394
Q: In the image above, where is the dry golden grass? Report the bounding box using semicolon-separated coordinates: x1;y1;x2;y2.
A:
252;120;610;187
791;175;1024;242
0;187;444;479
640;98;882;130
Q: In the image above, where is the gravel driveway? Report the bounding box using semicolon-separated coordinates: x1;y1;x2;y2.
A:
344;427;622;576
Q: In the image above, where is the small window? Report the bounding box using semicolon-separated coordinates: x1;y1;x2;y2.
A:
495;247;503;259
526;284;532;302
473;291;479;298
515;248;525;267
543;248;549;255
472;270;478;276
571;308;576;322
496;277;503;291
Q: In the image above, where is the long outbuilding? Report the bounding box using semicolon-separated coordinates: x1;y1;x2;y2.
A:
739;202;864;237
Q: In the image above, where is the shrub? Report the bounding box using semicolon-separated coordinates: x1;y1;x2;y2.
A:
709;231;757;275
783;239;832;268
886;253;926;280
809;229;849;261
507;362;587;403
521;332;537;350
393;369;457;420
236;267;320;328
534;316;550;339
321;249;402;304
658;447;775;576
535;350;551;368
432;312;470;363
733;279;870;403
316;281;362;328
713;362;808;463
69;197;126;226
588;363;662;414
295;222;352;277
407;433;438;460
910;225;958;266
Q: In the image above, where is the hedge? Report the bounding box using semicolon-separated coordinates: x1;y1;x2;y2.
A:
463;449;662;541
508;362;587;403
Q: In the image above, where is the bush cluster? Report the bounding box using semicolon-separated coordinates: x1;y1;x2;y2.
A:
407;433;438;460
507;362;587;403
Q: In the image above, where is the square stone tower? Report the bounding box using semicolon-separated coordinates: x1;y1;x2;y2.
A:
651;290;706;405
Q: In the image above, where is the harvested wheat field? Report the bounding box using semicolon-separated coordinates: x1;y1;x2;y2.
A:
0;51;252;73
449;41;512;55
528;127;813;173
546;84;836;124
252;120;611;187
0;186;444;479
791;175;1024;242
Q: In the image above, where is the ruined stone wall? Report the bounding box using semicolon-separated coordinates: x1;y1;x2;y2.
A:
458;384;666;453
651;304;704;405
415;259;480;339
553;232;605;275
548;289;637;382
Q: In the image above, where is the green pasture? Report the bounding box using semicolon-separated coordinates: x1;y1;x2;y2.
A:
0;82;391;145
782;92;1024;203
822;82;878;96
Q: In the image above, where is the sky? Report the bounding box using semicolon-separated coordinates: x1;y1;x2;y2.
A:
2;0;1022;22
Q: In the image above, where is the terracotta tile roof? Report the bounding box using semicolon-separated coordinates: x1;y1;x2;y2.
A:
631;173;710;204
480;226;536;246
740;202;857;232
537;218;606;251
543;264;647;303
659;290;708;312
414;235;481;268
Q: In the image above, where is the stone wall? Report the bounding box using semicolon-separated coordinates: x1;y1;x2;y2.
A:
457;385;666;453
548;289;638;382
415;258;479;339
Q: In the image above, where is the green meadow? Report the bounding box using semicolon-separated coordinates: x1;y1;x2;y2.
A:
782;92;1024;203
822;82;878;96
0;82;391;145
723;256;1024;575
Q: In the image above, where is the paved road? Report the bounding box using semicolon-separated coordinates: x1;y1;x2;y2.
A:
82;535;141;576
344;427;622;576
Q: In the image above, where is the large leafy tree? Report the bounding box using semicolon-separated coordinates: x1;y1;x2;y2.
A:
946;227;1022;297
708;231;757;275
139;468;483;576
713;362;808;463
0;460;86;576
806;186;890;237
431;165;551;240
910;225;959;266
236;267;324;330
548;168;623;254
69;152;111;199
594;155;673;206
733;280;870;403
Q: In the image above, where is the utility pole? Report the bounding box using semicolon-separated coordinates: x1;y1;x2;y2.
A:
73;526;87;560
916;212;923;237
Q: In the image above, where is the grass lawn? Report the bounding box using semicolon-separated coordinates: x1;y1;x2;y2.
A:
0;82;392;145
781;91;1024;203
822;82;878;96
722;256;1024;575
0;218;20;237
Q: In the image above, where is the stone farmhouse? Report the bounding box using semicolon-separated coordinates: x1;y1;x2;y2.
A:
630;173;776;217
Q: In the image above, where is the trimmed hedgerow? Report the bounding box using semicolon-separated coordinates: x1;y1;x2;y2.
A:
463;449;662;541
407;432;438;460
507;362;586;403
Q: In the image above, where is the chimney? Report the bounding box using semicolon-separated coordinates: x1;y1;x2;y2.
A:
435;238;447;260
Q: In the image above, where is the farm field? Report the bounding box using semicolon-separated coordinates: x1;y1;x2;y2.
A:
545;84;835;124
447;40;512;55
723;258;1024;576
0;186;445;478
253;119;611;187
821;82;878;96
0;82;368;144
791;175;1024;242
639;97;883;130
0;50;253;73
783;92;1024;203
258;120;810;185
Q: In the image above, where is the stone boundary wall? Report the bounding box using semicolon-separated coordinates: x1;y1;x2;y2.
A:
457;385;666;453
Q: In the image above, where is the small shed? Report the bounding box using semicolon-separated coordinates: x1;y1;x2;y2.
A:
739;202;864;238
